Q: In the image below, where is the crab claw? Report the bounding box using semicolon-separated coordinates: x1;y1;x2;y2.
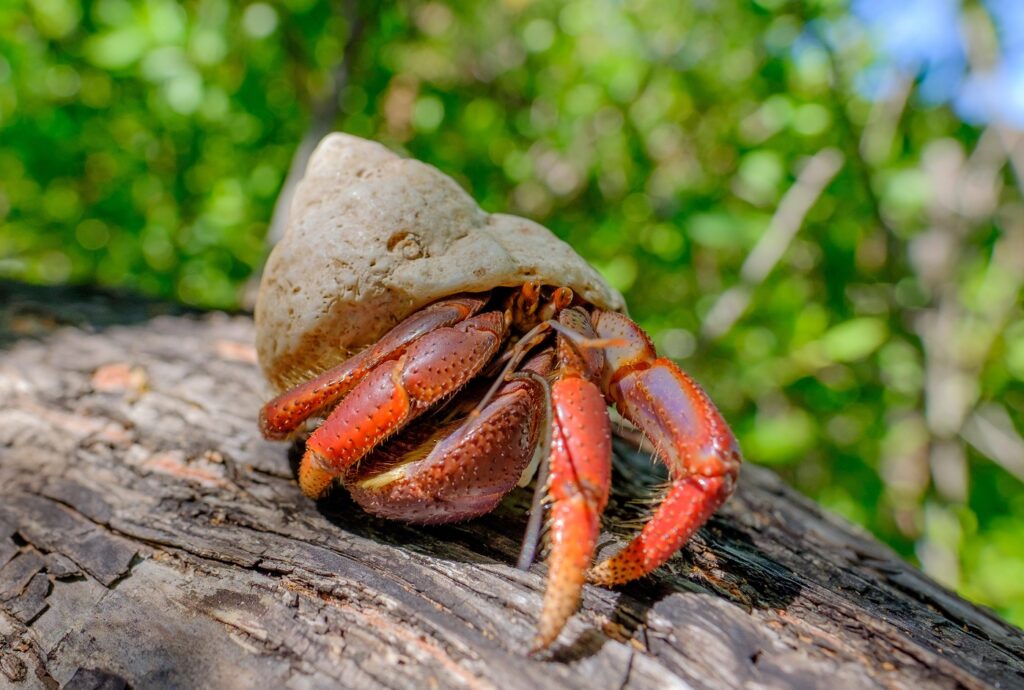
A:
297;310;508;498
587;311;741;586
344;352;553;523
533;374;612;651
259;295;489;440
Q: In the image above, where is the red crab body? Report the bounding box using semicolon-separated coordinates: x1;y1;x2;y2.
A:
255;133;741;652
258;285;741;651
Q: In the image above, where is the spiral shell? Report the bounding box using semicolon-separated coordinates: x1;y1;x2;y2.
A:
255;133;624;392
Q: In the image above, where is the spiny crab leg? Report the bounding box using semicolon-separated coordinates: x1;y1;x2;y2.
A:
516;322;625;571
298;310;509;498
533;307;612;652
535;373;611;651
259;295;489;440
587;310;742;586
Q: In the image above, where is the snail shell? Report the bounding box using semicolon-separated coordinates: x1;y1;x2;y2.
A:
255;133;624;392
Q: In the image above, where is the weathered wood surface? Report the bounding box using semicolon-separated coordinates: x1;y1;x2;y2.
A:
0;280;1021;690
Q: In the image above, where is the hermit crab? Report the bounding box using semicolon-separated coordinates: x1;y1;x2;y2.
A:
255;134;742;650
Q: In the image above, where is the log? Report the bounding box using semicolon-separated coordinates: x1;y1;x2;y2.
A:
0;280;1021;690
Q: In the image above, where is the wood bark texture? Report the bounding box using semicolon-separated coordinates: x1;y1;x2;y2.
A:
0;281;1021;690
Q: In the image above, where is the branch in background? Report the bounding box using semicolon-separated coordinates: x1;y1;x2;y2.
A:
910;113;1024;589
995;127;1024;195
814;24;902;282
701;148;843;342
859;71;912;166
242;0;372;308
916;138;992;503
962;404;1024;484
914;8;1024;515
268;1;369;247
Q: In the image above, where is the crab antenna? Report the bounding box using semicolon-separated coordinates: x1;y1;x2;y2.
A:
468;321;552;420
547;319;627;352
470;319;625;422
510;368;554;571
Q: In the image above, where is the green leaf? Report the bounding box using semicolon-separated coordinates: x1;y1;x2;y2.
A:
743;408;816;465
821;318;889;362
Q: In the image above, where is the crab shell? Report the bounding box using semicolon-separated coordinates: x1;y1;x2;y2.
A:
255;133;625;392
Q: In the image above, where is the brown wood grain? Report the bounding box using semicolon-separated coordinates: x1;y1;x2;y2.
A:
0;281;1021;690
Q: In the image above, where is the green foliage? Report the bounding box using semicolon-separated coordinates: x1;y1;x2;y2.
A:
3;0;1023;626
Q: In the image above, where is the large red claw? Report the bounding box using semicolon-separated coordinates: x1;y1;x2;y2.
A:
259;295;488;440
534;375;612;651
298;310;508;498
587;311;741;586
345;352;553;523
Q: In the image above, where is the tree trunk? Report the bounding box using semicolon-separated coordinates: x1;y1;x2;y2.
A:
0;280;1021;690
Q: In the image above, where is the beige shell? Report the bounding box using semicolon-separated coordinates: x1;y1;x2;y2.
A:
255;133;625;392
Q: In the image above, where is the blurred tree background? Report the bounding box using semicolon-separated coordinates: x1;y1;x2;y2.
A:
3;0;1024;625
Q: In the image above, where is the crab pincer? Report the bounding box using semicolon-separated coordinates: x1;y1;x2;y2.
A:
297;309;508;498
346;351;554;524
587;311;741;586
259;295;489;440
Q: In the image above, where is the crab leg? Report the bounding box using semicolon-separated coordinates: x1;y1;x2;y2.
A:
259;295;489;440
298;310;508;498
587;311;741;586
531;307;613;650
535;373;612;651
